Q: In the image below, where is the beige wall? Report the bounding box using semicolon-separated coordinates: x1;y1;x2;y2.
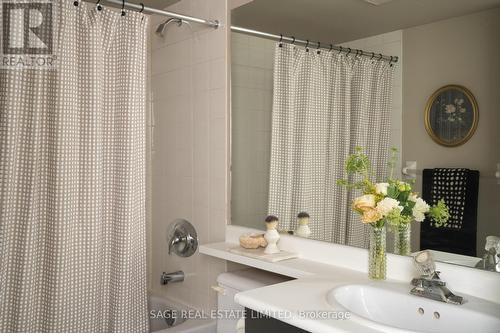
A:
231;32;274;229
149;0;229;311
403;8;500;254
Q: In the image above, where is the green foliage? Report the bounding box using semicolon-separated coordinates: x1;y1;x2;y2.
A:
428;199;450;227
386;180;411;200
338;147;374;193
398;190;410;203
337;179;361;190
386;184;399;199
345;147;371;179
401;200;416;216
386;208;413;231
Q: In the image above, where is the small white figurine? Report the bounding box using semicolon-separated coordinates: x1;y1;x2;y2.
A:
264;215;280;254
295;212;311;238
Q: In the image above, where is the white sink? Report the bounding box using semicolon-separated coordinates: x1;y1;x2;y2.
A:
327;284;500;333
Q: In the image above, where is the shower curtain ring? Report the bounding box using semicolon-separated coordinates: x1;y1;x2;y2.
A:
291;36;295;45
279;34;283;47
305;40;309;52
329;44;333;52
139;3;144;13
346;48;351;56
121;0;126;16
73;0;79;6
371;52;375;60
316;42;321;54
96;0;103;11
378;53;383;60
338;46;343;54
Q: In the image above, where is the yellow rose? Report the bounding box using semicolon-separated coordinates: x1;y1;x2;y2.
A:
353;194;376;213
362;208;382;224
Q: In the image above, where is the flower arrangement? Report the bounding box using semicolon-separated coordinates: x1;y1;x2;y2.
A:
338;147;450;230
442;98;467;123
338;147;450;278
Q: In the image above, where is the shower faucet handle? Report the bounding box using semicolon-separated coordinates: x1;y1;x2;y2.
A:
167;219;198;257
168;235;182;255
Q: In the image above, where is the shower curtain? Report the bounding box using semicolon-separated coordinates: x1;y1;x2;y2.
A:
269;43;394;246
0;2;148;332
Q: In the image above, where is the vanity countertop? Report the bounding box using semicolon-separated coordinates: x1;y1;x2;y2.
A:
234;272;500;333
200;240;500;333
235;273;398;333
200;242;407;332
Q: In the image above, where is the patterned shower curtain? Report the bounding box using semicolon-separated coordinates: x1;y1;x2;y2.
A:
268;43;394;247
0;2;148;332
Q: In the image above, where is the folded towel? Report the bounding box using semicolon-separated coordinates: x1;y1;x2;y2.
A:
421;168;479;256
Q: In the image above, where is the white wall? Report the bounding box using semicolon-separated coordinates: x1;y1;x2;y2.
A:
149;0;229;311
231;32;274;229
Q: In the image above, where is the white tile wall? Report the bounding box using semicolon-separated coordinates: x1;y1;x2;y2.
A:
341;30;404;177
149;0;228;312
230;32;275;229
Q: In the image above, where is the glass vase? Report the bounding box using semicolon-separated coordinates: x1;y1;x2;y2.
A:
394;223;412;256
369;225;386;280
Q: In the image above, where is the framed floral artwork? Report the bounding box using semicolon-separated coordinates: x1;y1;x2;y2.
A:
424;85;479;147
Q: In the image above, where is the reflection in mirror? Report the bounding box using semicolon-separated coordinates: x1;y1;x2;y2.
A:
230;1;500;272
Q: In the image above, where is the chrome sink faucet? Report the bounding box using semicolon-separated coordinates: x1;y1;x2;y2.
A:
475;236;500;272
410;251;464;305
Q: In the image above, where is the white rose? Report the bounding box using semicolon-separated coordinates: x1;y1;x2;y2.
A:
376;198;403;217
375;183;389;195
412;198;430;222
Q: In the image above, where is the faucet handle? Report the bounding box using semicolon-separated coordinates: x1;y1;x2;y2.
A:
167;219;198;257
413;250;436;276
169;235;182;255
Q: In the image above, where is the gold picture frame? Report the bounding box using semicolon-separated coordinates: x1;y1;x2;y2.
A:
424;85;479;147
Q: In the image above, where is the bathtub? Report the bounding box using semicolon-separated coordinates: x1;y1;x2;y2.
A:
148;294;216;333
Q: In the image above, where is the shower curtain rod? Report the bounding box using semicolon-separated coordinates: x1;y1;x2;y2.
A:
85;1;396;63
231;26;398;63
86;0;220;28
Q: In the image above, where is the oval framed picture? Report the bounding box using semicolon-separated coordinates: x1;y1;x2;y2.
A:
424;85;479;147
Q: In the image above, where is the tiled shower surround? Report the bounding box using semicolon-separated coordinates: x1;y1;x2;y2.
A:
148;0;229;312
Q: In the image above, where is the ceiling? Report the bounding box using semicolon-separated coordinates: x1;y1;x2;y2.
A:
231;0;500;43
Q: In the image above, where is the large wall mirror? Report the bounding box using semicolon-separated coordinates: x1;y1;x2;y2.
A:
230;0;500;272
